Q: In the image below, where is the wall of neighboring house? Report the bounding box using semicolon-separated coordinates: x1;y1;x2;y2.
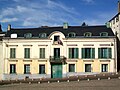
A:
1;31;117;80
109;14;120;72
0;41;3;80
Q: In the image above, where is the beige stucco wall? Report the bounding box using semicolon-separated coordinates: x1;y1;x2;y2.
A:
1;31;117;80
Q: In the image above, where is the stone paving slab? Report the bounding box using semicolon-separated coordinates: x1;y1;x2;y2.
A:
0;79;120;90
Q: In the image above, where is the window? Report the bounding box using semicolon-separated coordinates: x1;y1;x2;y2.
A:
82;48;95;59
24;48;30;59
98;48;112;59
10;48;16;58
69;64;75;72
100;32;108;37
39;48;45;59
116;15;119;22
24;33;32;38
101;64;108;72
39;33;47;38
113;19;115;24
85;64;91;72
10;64;16;74
84;32;92;37
69;48;79;59
54;36;59;41
39;65;45;74
24;64;30;74
68;32;76;37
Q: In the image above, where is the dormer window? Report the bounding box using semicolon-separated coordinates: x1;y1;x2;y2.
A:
68;32;76;37
84;32;92;37
39;33;47;38
24;33;32;38
100;32;108;37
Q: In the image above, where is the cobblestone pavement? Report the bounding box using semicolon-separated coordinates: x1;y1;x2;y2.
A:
0;79;120;90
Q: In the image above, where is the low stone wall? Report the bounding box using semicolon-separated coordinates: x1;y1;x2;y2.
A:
2;74;51;80
66;72;100;77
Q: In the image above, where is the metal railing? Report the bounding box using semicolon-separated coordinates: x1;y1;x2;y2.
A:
50;56;66;63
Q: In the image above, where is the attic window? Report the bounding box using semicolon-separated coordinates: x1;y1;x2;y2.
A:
39;33;47;38
100;32;108;37
68;32;76;37
24;33;32;38
84;32;92;37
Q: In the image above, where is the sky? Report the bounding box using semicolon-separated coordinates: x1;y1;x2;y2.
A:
0;0;118;31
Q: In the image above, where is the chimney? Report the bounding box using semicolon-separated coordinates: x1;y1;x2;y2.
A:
7;24;11;31
63;22;68;29
118;1;120;13
0;24;2;32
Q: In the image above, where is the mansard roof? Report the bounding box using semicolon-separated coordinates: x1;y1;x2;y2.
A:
5;25;115;38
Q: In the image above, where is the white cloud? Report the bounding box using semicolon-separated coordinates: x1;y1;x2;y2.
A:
1;18;18;23
82;0;94;3
0;0;79;27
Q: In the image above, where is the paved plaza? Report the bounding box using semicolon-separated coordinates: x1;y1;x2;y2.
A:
0;79;120;90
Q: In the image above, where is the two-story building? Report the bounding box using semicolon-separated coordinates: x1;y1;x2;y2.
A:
0;24;117;80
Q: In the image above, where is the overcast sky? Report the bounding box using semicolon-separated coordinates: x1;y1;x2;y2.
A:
0;0;118;31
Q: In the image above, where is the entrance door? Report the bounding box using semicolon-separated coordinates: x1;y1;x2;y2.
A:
54;48;60;59
51;64;62;78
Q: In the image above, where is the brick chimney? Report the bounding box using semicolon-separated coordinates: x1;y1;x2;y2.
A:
118;1;120;13
7;24;11;31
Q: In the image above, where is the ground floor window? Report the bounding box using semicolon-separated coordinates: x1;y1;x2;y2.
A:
10;64;16;74
24;64;30;74
101;64;108;72
69;64;75;72
39;65;45;74
85;64;91;72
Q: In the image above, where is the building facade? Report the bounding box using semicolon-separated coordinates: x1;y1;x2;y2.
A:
108;1;120;71
0;24;117;80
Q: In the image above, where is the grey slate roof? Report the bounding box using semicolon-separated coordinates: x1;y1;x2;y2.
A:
109;13;120;22
5;25;115;38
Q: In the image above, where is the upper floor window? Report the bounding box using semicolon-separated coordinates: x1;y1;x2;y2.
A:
39;33;47;38
24;33;32;38
24;48;30;59
82;48;95;59
10;48;16;58
68;32;76;37
98;48;112;59
100;32;108;37
69;48;79;59
84;32;92;37
39;48;45;59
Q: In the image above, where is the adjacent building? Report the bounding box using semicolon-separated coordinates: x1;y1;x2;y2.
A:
108;1;120;71
0;24;117;80
0;25;5;80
